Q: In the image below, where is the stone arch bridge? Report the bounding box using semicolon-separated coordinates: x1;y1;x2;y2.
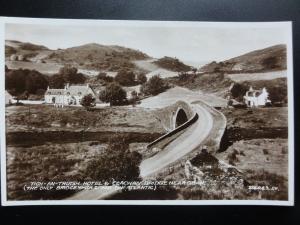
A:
141;100;227;177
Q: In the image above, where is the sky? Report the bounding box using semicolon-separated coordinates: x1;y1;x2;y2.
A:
5;22;289;65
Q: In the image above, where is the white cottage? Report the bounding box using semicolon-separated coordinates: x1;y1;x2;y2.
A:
244;86;271;107
45;83;96;107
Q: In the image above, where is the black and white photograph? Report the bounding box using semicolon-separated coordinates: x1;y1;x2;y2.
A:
0;17;294;205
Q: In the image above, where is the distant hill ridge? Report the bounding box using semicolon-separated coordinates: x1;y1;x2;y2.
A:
5;40;151;72
6;40;49;51
152;56;193;72
200;44;287;73
46;43;150;72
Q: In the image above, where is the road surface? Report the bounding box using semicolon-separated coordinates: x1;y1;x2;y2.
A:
139;102;213;177
138;86;227;109
67;101;215;200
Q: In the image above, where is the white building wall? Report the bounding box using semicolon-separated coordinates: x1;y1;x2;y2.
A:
244;92;269;107
45;86;96;106
257;92;268;106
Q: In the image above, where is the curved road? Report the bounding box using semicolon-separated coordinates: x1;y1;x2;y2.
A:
140;103;213;178
67;102;215;200
67;96;220;200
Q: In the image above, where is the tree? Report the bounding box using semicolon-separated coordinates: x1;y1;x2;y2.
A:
81;94;96;110
97;72;113;83
115;70;136;86
97;72;108;80
131;90;138;99
49;65;86;88
230;83;248;101
59;65;78;78
6;68;48;96
267;86;287;103
140;75;168;96
60;65;85;83
25;70;49;94
137;73;147;84
99;82;127;106
49;73;65;88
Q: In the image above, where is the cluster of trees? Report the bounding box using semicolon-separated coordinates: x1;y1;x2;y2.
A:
140;75;169;96
5;65;87;99
99;82;127;106
6;64;169;107
5;68;49;98
49;66;86;88
82;75;168;108
97;70;147;86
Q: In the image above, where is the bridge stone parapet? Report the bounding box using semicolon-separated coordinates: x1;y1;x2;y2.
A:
153;100;194;132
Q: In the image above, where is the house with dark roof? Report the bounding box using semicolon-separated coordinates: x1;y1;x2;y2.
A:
243;86;271;107
45;83;97;107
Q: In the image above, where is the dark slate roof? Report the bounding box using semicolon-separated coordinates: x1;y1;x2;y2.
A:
247;90;262;97
45;85;96;96
45;89;65;95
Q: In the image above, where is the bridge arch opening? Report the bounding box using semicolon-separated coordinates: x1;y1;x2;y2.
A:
175;108;188;128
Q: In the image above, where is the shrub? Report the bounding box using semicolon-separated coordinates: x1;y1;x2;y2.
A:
228;149;239;165
97;72;114;83
136;73;147;84
115;70;136;86
178;72;189;81
140;75;169;96
281;147;288;154
80;94;96;110
263;149;269;155
85;143;142;182
97;72;107;80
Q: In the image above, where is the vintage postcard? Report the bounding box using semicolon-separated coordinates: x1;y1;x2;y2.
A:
0;17;294;205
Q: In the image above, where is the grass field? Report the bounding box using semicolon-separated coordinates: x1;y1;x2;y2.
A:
7;141;105;200
6;104;165;133
221;107;288;129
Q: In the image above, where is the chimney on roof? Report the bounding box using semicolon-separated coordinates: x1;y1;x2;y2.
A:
86;83;89;88
47;86;49;90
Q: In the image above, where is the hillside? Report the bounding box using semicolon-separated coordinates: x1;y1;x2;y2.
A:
168;44;288;100
5;40;151;73
167;73;233;96
200;44;286;73
153;56;192;72
45;43;150;71
5;40;50;59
